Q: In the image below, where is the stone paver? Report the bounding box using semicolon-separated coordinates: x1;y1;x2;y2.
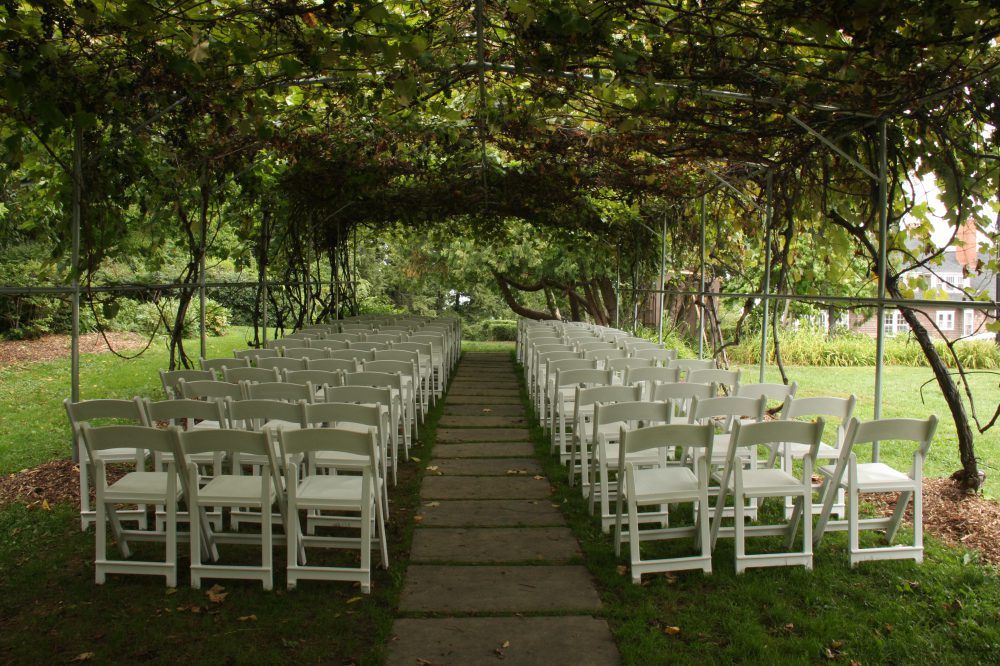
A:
438;427;531;442
386;616;620;666
451;372;519;381
411;527;580;563
444;404;525;416
447;395;522;404
427;458;541;476
417;499;564;527
433;442;536;458
422;476;551;500
438;415;528;428
448;385;521;396
399;565;603;612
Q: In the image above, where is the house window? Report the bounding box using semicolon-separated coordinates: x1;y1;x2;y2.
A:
936;310;955;331
964;309;976;336
883;312;907;336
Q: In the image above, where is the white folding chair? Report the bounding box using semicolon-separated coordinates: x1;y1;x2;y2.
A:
710;419;825;573
65;398;149;531
550;367;612;461
177;428;284;590
160;369;214;399
79;424;183;586
614;423;716;583
201;357;248;374
282;427;387;592
624;366;681;401
814;416;938;566
687;368;741;395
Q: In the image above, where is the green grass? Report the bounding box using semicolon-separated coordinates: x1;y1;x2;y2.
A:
0;339;450;663
0;329;254;475
518;356;1000;666
733;364;1000;500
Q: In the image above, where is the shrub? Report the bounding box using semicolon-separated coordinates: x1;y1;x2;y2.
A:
726;327;1000;369
84;297;230;338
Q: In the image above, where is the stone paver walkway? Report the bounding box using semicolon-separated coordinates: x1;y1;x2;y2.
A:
386;352;620;666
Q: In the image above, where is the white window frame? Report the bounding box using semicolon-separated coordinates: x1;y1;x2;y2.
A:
963;309;975;336
936;310;955;331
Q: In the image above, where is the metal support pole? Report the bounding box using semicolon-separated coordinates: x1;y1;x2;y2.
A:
71;126;82;416
199;250;207;360
615;243;621;329
658;212;666;344
261;279;268;345
759;171;773;383
873;117;889;461
699;195;706;359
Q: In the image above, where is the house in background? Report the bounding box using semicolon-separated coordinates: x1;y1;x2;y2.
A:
847;222;998;341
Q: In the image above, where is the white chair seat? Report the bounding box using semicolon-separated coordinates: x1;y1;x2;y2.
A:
601;443;659;469
820;462;913;491
736;468;801;495
296;476;364;508
198;476;277;505
630;466;699;502
260;420;302;433
106;472;179;504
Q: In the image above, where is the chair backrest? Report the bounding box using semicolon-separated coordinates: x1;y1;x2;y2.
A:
687;368;740;390
178;379;244;402
307;357;359;373
223;366;281;384
547;358;598;379
584;348;629;365
65;397;148;430
575;385;642;412
284;369;342;389
595;399;671;430
246;381;314;403
330;349;376;364
225;397;305;431
345;370;402;391
624;365;681;388
668;358;715;372
302;402;385;438
279;426;378;475
177;428;281;484
160;369;214;399
619;422;715;459
393;341;432;362
257;356;307;372
234;348;277;361
364;333;404;344
374;349;420;365
781;395;856;449
732;418;826;452
323;385;394;408
324;333;363;343
282;347;330;360
351;341;389;352
576;341;616;353
650;381;716;421
555;367;614;390
607;357;654;374
688;395;767;431
846;416;938;462
310;340;349;351
363;359;417;380
632;348;677;366
80;424;179;463
736;381;797;402
201;356;249;373
621;339;660;353
143;397;226;430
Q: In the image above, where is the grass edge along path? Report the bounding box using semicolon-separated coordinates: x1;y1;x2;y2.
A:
517;353;1000;666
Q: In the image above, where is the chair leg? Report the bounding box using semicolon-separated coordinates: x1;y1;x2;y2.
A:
734;477;746;574
166;492;178;588
885;490;912;544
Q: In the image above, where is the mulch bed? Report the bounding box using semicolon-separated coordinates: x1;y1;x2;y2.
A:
0;332;150;367
865;478;1000;566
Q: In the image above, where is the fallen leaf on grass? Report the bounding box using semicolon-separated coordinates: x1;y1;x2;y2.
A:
41;499;51;511
238;615;257;622
165;588;178;595
205;584;228;604
664;626;681;636
71;653;95;662
411;457;421;463
346;596;364;604
616;565;627;576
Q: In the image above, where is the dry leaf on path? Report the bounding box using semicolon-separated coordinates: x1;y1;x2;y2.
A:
71;653;95;663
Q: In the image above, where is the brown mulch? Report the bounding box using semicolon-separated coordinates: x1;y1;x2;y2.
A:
865;477;1000;566
0;458;127;510
0;332;150;367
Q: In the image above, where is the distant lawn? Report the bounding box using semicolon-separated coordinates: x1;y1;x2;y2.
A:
733;364;1000;500
0;328;253;475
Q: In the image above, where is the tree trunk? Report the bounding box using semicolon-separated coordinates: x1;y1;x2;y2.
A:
492;271;559;320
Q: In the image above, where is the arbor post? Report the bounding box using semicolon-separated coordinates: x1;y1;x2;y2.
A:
658;212;666;344
699;194;706;359
759;170;773;382
874;117;889;461
71;125;82;443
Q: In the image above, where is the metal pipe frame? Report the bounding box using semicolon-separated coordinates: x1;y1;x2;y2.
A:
758;170;774;383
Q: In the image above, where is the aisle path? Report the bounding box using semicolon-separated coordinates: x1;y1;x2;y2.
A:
386;352;620;665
